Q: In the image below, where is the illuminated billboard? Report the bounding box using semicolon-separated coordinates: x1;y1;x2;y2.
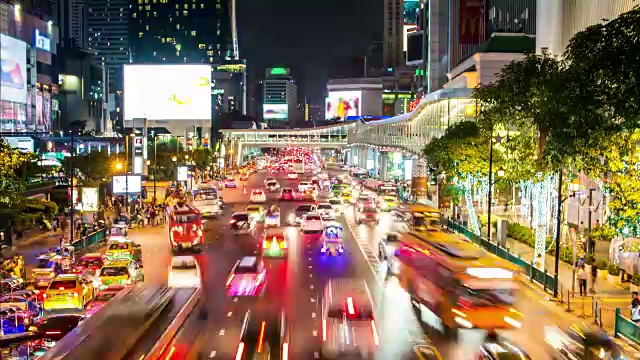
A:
263;104;288;119
325;91;361;119
112;175;142;194
123;64;212;121
0;34;28;104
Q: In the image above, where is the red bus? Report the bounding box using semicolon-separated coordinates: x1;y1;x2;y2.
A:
168;203;203;251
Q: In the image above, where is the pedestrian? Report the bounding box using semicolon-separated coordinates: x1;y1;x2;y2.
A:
632;292;640;323
590;262;598;294
577;264;588;296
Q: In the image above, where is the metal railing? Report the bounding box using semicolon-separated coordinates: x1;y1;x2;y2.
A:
70;228;107;253
615;308;640;346
447;219;558;294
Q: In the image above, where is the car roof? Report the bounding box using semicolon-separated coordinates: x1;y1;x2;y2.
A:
81;253;102;258
238;256;258;267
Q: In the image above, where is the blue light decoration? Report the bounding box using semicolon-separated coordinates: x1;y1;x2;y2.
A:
530;174;557;271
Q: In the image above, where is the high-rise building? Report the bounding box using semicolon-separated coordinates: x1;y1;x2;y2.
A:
50;0;88;48
129;0;234;64
263;68;297;128
86;0;129;92
383;0;404;70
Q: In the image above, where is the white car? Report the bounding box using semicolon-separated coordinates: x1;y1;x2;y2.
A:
301;213;324;234
327;198;344;215
298;181;312;192
264;177;276;187
168;256;201;288
287;172;299;180
249;189;266;203
317;203;336;220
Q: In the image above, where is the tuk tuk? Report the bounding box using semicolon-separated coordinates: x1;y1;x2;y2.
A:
320;223;344;256
108;224;129;242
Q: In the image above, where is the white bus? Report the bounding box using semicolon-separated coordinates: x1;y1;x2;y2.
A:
191;187;222;217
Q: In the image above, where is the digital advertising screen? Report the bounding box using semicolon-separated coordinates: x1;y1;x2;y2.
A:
325;91;361;119
112;175;142;194
263;104;288;119
177;166;188;181
0;34;28;104
123;64;212;121
81;188;99;211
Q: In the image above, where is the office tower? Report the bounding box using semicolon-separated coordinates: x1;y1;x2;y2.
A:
383;0;404;70
263;68;298;128
129;0;234;64
87;0;129;92
49;0;88;48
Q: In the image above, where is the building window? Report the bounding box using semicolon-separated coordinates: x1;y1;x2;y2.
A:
139;32;143;38
199;44;205;49
176;24;180;29
201;3;204;8
191;30;196;36
183;10;188;15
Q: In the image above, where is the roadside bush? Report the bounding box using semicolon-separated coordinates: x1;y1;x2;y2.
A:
608;264;621;276
632;273;640;286
596;258;609;270
590;225;616;242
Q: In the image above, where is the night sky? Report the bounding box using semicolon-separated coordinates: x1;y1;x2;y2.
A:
236;0;382;105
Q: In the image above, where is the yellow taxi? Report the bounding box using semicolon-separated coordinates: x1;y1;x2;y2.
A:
340;190;353;203
380;196;399;211
94;260;143;289
43;274;94;311
103;240;141;263
245;204;265;222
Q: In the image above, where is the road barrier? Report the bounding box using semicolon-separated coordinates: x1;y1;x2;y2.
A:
69;228;107;253
615;308;640;347
447;219;557;294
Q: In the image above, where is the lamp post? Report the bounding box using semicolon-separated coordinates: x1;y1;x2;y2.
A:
68;128;76;246
553;172;581;297
486;134;503;243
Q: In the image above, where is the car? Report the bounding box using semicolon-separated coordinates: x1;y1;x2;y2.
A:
280;188;295;200
321;279;378;358
264;177;276;186
262;228;288;257
168;256;201;288
226;257;267;297
72;253;104;277
0;277;26;295
356;205;379;225
34;314;85;347
287;172;299;180
229;212;256;234
379;196;398;211
249;189;267;203
300;189;316;202
317;203;336;220
245;205;265;222
107;224;129;242
224;177;237;188
478;334;531;360
43;274;94;311
104;239;142;263
327;197;344;215
85;285;125;316
235;309;290;360
265;206;281;227
378;232;402;274
301;213;324;234
266;180;280;192
298;181;312;192
356;195;376;209
545;324;628;360
290;204;317;225
0;291;42;320
320;223;344;256
93;260;144;289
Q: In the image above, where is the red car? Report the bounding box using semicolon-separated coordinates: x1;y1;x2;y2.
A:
85;285;125;316
72;253;104;277
280;188;295;201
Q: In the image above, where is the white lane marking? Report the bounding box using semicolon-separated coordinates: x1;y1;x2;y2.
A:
312;330;318;337
209;350;217;358
308;265;312;269
227;311;233;317
310;284;314;289
312;312;316;318
308;257;312;261
314;352;320;358
343;207;382;284
309;273;313;278
233;297;238;302
218;329;225;335
310;297;316;303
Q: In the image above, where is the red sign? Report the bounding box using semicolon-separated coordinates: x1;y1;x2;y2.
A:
459;0;484;45
408;99;420;112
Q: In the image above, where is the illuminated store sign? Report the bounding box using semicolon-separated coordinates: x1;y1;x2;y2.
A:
34;29;51;52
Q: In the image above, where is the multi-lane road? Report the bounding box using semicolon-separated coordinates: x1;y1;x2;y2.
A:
130;168;580;359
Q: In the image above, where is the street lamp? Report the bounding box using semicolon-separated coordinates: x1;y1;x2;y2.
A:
115;162;123;171
172;156;177;162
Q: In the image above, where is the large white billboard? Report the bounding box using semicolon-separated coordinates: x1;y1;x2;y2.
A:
0;34;28;104
112;175;142;194
123;64;211;121
325;91;361;119
263;104;288;119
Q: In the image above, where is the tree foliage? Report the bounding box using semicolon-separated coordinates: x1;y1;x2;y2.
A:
0;139;32;208
67;151;118;183
191;147;213;172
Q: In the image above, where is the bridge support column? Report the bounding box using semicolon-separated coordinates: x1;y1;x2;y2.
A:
358;147;367;170
379;152;389;181
411;159;428;202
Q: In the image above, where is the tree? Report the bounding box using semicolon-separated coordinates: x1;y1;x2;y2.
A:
191;148;213;172
0;139;33;211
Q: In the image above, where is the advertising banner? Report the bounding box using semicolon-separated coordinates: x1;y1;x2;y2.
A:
81;188;99;211
325;91;361;119
263;104;288;119
177;166;188;181
0;34;28;104
459;0;484;45
112;175;142;194
123;64;212;121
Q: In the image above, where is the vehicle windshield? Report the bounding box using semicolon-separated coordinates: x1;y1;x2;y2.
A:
282;189;293;194
267;182;277;186
328;199;342;205
462;287;516;306
173;214;200;224
317;204;332;210
111;227;126;236
235;265;259;274
108;243;130;251
49;280;78;290
306;215;322;221
77;258;102;268
362;207;377;213
36;259;52;268
296;205;313;212
100;267;129;277
94;293;119;302
252;190;263;195
233;214;249;221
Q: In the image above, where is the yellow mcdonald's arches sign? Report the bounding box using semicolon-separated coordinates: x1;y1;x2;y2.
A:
460;14;480;36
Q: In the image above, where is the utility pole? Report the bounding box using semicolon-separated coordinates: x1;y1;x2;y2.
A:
553;170;563;298
69;129;75;245
587;188;596;254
